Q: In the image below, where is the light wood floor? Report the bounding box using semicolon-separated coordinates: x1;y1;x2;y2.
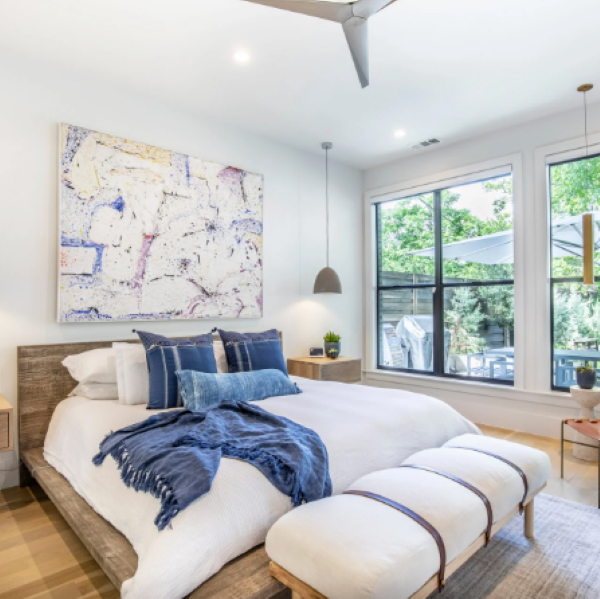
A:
0;426;597;597
0;485;117;598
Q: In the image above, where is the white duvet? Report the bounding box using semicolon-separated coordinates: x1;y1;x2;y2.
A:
44;377;479;599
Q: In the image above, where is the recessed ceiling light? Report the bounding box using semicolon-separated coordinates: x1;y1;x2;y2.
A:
394;129;406;138
233;50;251;64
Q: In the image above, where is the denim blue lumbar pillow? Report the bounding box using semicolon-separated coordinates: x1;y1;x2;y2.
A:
217;329;288;376
176;369;302;410
136;331;217;410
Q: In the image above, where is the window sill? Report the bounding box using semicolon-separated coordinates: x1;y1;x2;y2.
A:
363;368;578;410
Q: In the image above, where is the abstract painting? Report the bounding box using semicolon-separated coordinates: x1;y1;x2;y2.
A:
58;124;263;322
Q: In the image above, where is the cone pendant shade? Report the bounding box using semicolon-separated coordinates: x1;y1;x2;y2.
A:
314;142;342;294
314;266;342;294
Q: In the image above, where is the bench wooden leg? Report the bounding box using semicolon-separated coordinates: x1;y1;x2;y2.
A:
524;499;534;539
270;562;326;599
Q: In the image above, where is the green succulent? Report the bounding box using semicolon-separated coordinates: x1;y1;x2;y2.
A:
327;348;339;358
324;331;341;342
577;364;596;374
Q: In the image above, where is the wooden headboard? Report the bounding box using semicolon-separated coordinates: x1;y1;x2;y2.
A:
18;332;283;454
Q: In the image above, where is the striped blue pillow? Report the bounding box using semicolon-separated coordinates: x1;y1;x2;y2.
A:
218;329;280;344
136;331;217;410
217;329;287;376
137;330;213;349
176;369;302;410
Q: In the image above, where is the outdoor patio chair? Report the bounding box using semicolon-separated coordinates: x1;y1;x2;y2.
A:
555;363;577;387
466;352;515;380
466;352;485;377
487;355;515;380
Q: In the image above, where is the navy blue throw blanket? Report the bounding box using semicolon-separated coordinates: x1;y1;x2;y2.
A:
93;401;332;530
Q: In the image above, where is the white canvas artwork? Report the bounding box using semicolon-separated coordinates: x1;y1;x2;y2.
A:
58;124;263;322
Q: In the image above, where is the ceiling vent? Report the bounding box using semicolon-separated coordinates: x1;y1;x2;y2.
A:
409;138;442;150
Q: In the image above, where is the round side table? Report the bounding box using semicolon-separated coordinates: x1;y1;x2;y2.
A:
569;386;600;461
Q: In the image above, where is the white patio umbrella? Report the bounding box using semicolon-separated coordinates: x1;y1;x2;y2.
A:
408;212;600;264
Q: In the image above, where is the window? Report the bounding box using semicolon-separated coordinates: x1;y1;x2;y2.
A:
549;152;600;390
376;173;514;384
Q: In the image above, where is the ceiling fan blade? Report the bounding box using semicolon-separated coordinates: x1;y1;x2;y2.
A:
352;0;397;19
240;0;354;22
342;16;369;88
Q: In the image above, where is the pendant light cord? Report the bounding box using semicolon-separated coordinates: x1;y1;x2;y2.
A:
584;89;589;157
326;145;330;267
581;86;595;211
578;84;595;210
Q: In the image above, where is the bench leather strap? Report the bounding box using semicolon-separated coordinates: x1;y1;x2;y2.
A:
400;464;494;545
343;490;446;593
450;446;529;514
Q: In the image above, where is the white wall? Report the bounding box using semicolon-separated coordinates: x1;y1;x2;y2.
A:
364;103;600;192
0;52;363;489
363;102;600;438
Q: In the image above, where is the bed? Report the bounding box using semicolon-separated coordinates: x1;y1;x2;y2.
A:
18;337;480;598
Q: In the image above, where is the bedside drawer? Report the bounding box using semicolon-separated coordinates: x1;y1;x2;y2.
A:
288;357;362;383
0;413;8;450
320;360;362;383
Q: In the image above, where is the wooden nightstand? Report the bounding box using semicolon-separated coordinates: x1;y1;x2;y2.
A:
0;395;13;453
287;357;362;384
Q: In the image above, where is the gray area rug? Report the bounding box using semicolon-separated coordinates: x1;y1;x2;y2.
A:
429;494;600;598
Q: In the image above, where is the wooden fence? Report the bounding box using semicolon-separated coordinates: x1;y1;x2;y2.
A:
379;271;508;350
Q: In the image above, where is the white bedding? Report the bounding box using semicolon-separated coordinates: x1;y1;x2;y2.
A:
44;376;480;599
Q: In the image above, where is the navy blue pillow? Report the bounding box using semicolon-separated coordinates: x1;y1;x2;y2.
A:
136;331;217;409
137;330;213;349
218;329;287;376
218;329;280;344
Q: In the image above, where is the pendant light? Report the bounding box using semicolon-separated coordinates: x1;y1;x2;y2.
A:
578;83;595;286
314;142;342;294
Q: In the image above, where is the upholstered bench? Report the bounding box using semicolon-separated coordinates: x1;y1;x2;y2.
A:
266;434;551;599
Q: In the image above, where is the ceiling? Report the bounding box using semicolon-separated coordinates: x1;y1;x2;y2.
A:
0;0;599;169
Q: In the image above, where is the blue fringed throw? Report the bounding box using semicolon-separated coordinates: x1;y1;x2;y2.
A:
93;401;332;530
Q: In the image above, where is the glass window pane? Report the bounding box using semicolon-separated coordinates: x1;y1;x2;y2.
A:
550;155;600;279
444;285;514;380
378;194;435;286
378;288;434;372
441;175;514;283
552;282;600;388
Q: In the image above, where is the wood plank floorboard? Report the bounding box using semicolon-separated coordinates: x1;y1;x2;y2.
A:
1;424;597;597
0;485;116;598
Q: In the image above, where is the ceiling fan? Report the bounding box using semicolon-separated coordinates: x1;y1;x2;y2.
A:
240;0;398;88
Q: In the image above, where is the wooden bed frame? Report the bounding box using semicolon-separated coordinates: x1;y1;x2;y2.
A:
18;335;289;599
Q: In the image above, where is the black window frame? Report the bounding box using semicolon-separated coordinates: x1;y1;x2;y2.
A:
376;175;515;386
548;151;600;392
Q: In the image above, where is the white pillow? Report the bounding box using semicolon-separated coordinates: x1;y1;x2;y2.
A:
62;348;117;384
69;383;119;400
213;340;229;374
113;343;149;405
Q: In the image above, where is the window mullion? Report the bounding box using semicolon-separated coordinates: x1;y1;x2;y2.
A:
375;203;382;289
433;190;445;377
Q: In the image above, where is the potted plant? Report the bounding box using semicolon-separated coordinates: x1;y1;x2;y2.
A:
327;347;339;360
324;331;341;359
576;364;597;390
